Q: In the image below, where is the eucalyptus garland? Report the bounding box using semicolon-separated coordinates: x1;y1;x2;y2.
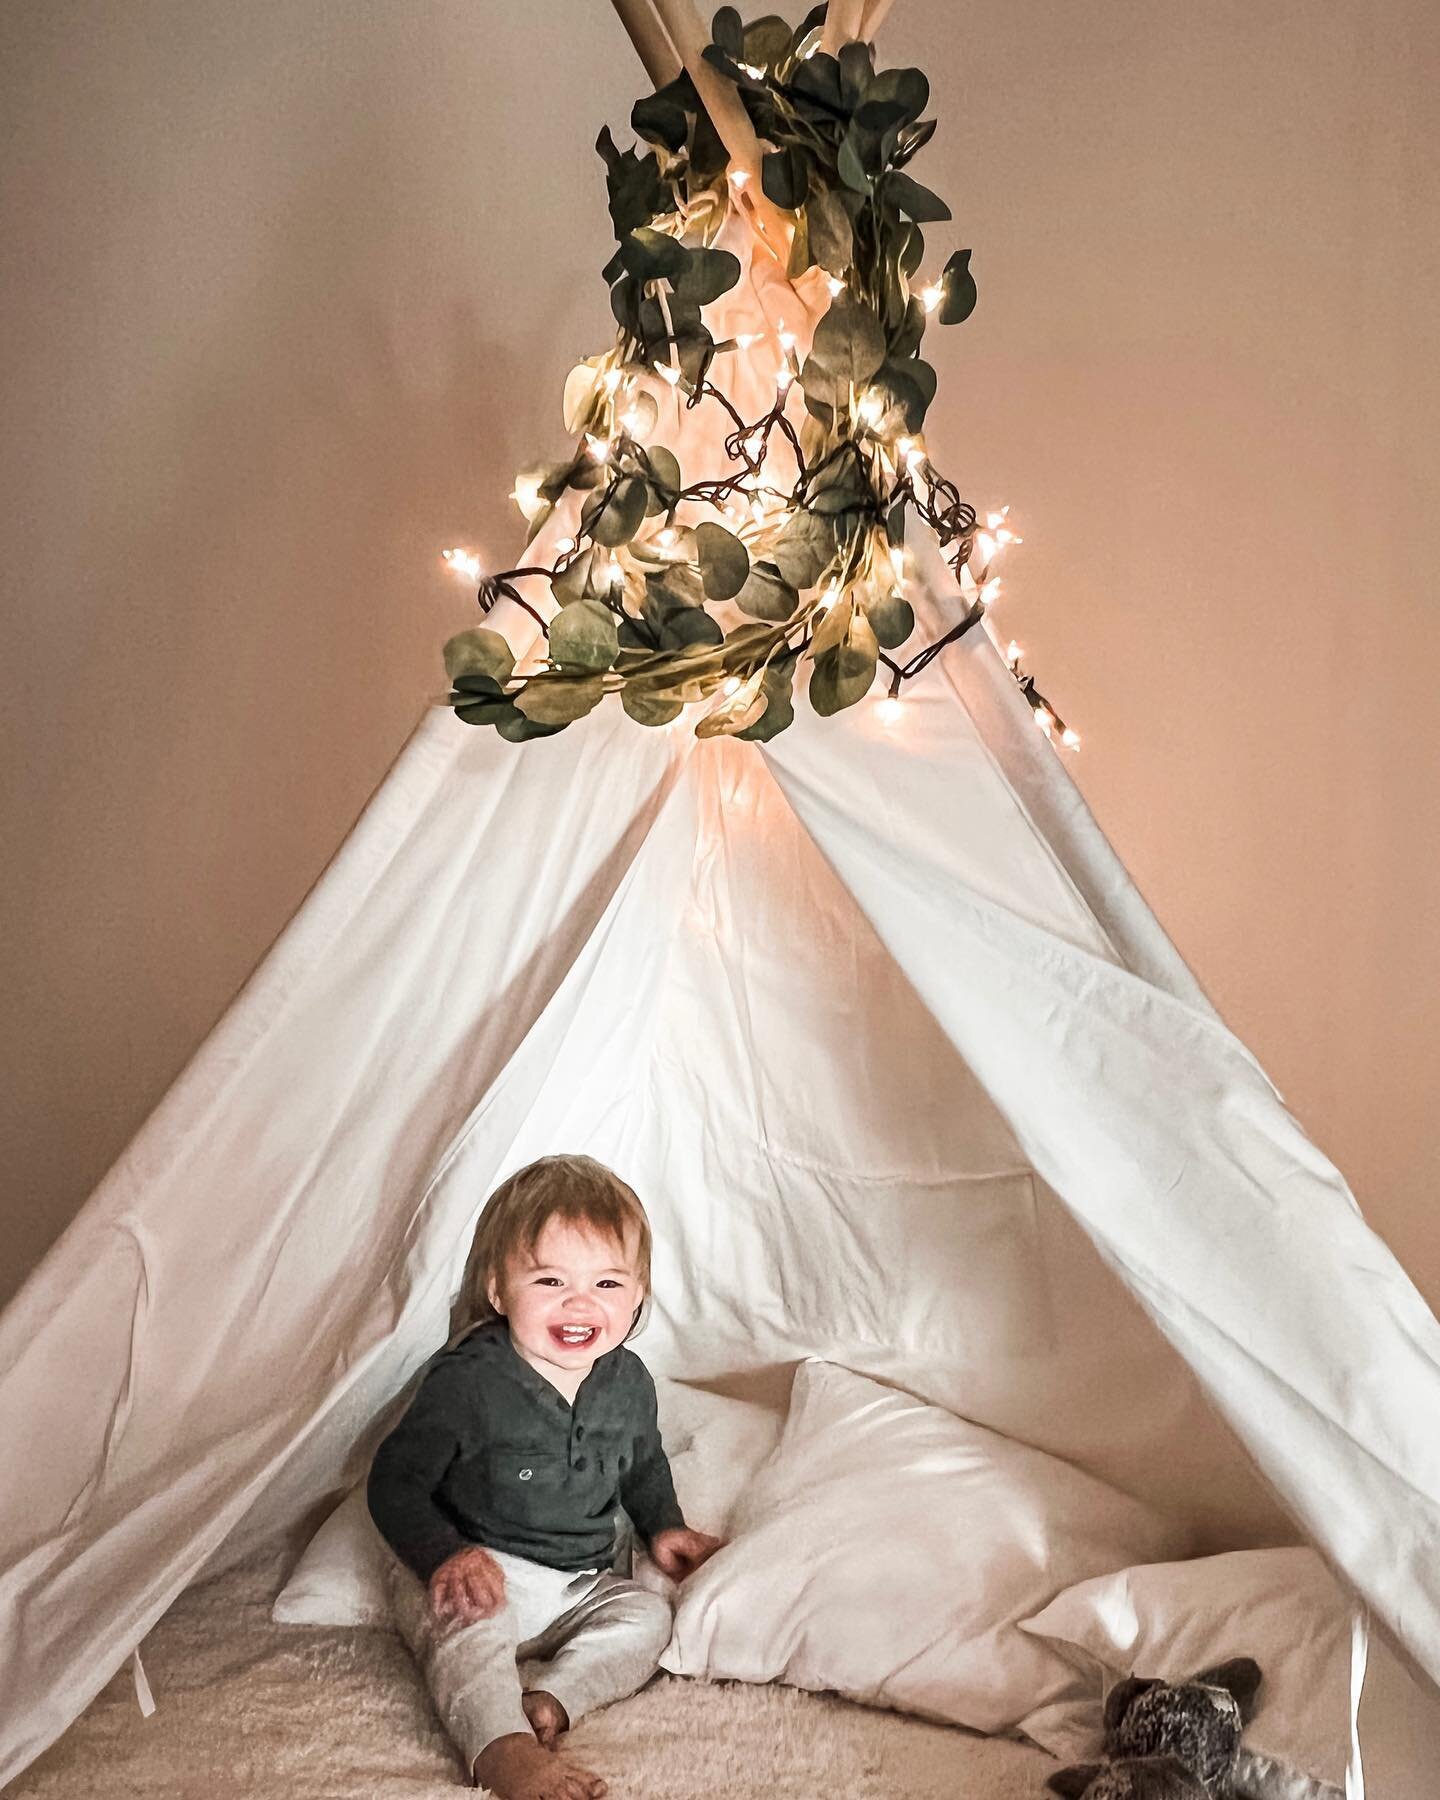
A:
444;4;1072;746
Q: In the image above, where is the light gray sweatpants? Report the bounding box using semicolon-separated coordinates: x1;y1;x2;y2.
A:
385;1546;674;1784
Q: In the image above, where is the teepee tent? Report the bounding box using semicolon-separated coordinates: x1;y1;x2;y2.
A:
3;0;1438;1788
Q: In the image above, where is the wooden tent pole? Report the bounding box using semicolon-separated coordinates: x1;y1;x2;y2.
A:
859;0;897;40
606;0;683;88
821;0;867;55
647;0;794;262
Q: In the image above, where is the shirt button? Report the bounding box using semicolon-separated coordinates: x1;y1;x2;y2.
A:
574;1426;585;1440
519;1468;533;1481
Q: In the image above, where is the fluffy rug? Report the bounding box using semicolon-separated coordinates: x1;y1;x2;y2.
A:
11;1545;1056;1798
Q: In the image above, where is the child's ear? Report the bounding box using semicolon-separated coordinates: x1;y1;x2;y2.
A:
485;1274;505;1317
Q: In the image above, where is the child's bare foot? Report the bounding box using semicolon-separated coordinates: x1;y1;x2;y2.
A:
522;1690;570;1750
473;1732;605;1799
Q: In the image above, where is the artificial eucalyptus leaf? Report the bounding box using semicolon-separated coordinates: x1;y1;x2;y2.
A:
837;127;872;194
855;66;929;131
495;703;566;742
444;626;515;687
864;587;916;649
620;227;689;283
524;501;555;547
743;14;794;67
806;187;853;276
551;546;595;606
695;671;769;739
549;599;620;671
562;361;605;435
736;658;797;741
893;117;937;168
897;220;925;278
809;592;853;660
453;693;512;728
789;50;844;112
711;6;744;58
770;509;838;589
838;41;874;105
809;610;879;716
659;606;725;651
617;388;658;442
644;446;682;508
762;146;810;210
938;247;978;323
515;674;606;724
671;246;742;304
734;560;800;622
622;684;684;726
890;293;927;359
786;208;813;278
807;290;886;390
694;521;750;600
884;170;951;222
618;617;657;652
586;476;648;547
873;358;932;432
631;75;694;153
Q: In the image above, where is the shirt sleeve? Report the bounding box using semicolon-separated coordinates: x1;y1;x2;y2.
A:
618;1368;686;1544
366;1355;476;1583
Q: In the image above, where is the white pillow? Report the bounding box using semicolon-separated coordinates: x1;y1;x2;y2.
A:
272;1376;784;1627
660;1359;1188;1734
1017;1548;1344;1789
271;1483;393;1627
1017;1547;1440;1800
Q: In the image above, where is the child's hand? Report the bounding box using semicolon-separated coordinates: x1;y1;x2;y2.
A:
428;1546;506;1624
648;1527;723;1581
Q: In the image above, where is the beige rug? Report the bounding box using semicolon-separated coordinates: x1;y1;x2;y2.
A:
12;1546;1056;1798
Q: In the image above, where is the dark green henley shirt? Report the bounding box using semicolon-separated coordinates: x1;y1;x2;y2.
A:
367;1319;685;1581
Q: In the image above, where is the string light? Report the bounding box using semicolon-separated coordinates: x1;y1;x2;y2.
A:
825;275;845;297
442;548;482;581
585;433;612;462
729;169;751;189
601;368;624;394
1061;728;1082;750
985;507;1022;546
978;578;1002;606
607;555;623;587
1034;707;1054;736
735;332;761;350
775;365;794;393
856;389;885;430
920;281;945;314
888;544;906;583
657;527;677;548
1006;640;1023;668
655;363;681;387
510;474;543;517
553;536;576;555
722;676;742;696
876;696;904;725
815;583;840;615
777;321;796;354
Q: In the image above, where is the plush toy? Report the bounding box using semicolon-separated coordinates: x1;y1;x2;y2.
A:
1045;1658;1263;1800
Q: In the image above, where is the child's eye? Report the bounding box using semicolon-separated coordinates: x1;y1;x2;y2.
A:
534;1276;562;1287
597;1278;624;1289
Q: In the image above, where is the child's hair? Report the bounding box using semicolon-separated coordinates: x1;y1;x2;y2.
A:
449;1153;652;1345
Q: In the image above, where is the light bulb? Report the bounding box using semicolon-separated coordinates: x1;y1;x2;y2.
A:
553;536;577;555
729;168;750;189
776;365;794;393
510;474;543;517
735;332;761;350
920;282;945;314
975;531;997;564
657;526;677;548
825;275;845;297
655;363;681;387
602;368;623;393
607;556;623;586
585;433;612;462
1062;728;1081;750
888;544;906;582
777;321;796;354
722;676;742;696
856;390;885;429
815;583;839;616
985;508;1009;529
1005;639;1022;667
1034;707;1054;735
877;696;904;725
979;579;1002;606
442;548;482;581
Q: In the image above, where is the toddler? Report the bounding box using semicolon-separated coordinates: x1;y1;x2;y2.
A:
369;1154;720;1799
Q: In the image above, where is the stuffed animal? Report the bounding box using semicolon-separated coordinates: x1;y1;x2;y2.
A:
1045;1658;1263;1800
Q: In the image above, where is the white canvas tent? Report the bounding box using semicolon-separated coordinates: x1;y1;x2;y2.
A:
4;1;1440;1787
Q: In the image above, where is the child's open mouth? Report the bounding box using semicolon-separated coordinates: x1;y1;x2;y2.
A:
549;1324;600;1351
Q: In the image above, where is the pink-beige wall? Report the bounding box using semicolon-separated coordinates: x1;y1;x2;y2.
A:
3;1;1437;1310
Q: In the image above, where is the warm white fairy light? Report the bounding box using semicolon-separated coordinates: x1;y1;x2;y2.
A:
777;321;797;354
1006;639;1023;668
815;582;840;615
888;543;906;583
607;555;623;586
920;281;945;314
602;368;623;394
657;526;678;548
655;362;681;387
511;473;543;517
442;548;481;581
1062;728;1082;750
1034;707;1054;735
729;169;751;189
876;696;904;725
722;676;742;696
985;508;1022;547
585;433;612;462
825;274;845;297
776;365;794;393
553;536;576;555
735;332;761;350
856;389;885;429
978;578;1002;607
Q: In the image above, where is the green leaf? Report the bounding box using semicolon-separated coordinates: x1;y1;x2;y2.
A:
452;693;512;727
659;607;724;651
837;127;872;193
855;67;929;131
620;227;689;283
514;676;605;725
806;290;886;391
622;684;684;726
694;521;750;600
762;146;809;210
785;207;813;279
769;510;838;589
586;476;648;547
809;610;879;715
551;546;594;606
743;14;793;66
494;702;566;742
734;560;800;622
444;626;515;687
736;658;797;741
892;118;937;168
711;7;744;59
695;670;769;739
643;446;682;511
838;42;874;106
805;188;854;276
549;599;620;672
938;248;978;323
896;220;925;279
863;588;915;650
671;246;742;305
789;51;843;113
883;171;951;223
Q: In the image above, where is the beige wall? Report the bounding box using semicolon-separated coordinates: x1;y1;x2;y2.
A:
3;1;1436;1310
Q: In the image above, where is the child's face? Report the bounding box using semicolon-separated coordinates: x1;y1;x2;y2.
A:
488;1216;643;1389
